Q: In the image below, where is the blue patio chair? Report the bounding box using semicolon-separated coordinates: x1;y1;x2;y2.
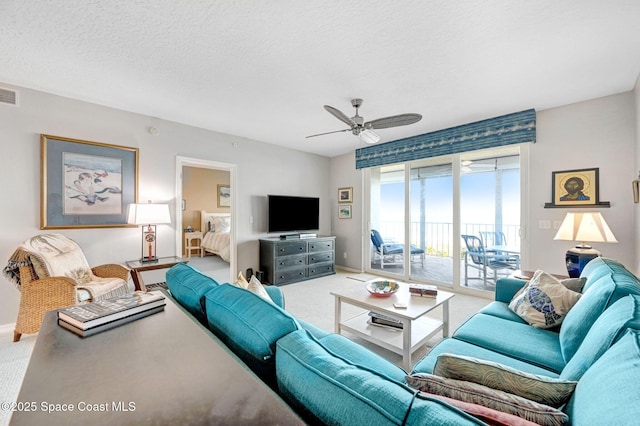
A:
479;231;520;269
461;234;516;289
370;229;425;269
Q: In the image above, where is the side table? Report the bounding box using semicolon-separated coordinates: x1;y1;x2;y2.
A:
126;256;188;291
184;231;203;258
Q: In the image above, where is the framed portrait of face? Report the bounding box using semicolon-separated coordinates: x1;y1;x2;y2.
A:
551;168;599;206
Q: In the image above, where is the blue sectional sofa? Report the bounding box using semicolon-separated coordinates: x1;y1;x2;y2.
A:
165;258;640;425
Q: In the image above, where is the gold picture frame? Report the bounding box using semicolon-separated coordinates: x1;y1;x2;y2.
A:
41;134;139;229
338;187;353;203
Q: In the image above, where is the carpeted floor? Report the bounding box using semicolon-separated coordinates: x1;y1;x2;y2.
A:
0;259;489;426
0;332;36;426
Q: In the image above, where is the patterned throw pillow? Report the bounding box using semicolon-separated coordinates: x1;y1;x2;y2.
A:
560;277;587;293
405;373;569;426
433;353;577;407
509;270;581;328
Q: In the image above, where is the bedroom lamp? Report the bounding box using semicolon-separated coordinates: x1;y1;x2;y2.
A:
127;202;171;263
553;212;618;278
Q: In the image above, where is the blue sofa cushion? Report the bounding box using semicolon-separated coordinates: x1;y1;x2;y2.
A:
579;257;631;293
166;263;219;324
559;271;640;362
276;329;483;426
478;301;528;324
563;329;640;424
204;284;299;385
560;294;640;381
452;313;566;373
411;337;560;378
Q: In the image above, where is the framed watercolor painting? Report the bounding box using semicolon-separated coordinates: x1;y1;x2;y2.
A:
545;167;609;208
338;187;353;203
338;204;352;219
217;184;231;207
41;134;138;229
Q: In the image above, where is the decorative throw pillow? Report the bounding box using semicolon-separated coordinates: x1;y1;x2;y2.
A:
560;277;587;293
234;271;249;289
433;353;577;407
405;373;569;426
247;275;272;302
508;270;581;329
421;392;540;426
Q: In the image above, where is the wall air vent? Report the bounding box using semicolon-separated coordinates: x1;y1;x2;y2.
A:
0;87;18;107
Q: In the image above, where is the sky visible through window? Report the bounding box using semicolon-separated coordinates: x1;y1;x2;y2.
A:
379;169;520;242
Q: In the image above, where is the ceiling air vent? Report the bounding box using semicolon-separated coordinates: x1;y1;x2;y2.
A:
0;87;18;107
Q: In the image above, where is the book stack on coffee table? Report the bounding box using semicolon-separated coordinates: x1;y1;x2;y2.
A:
58;291;166;337
367;311;403;330
409;284;438;298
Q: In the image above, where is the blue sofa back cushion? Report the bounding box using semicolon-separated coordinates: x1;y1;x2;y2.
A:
204;283;299;385
564;329;640;424
276;329;484;426
166;263;219;324
560;294;640;381
559;271;640;363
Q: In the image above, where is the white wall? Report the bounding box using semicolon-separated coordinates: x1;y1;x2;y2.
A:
330;152;363;271
331;92;638;276
634;75;640;273
0;84;330;325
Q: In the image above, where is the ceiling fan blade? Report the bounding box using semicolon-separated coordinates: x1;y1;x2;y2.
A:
324;105;356;127
305;128;350;138
365;113;422;130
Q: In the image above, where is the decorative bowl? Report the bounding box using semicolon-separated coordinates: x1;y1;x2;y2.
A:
366;280;400;297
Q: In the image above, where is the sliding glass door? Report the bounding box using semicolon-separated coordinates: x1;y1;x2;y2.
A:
410;160;453;284
366;146;521;294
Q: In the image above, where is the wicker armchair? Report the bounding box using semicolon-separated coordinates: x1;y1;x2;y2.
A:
6;234;130;342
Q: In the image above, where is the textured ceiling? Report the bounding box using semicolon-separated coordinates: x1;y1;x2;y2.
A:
2;1;640;157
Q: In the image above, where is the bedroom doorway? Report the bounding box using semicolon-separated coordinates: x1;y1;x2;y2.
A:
175;156;237;283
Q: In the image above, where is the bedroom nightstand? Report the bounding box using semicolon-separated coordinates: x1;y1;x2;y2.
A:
184;231;203;258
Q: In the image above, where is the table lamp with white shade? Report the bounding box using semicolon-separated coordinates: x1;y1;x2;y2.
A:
127;202;171;263
553;212;617;277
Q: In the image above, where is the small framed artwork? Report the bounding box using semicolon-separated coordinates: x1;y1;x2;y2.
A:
545;167;609;208
217;184;230;207
41;134;138;229
338;187;353;203
339;204;352;219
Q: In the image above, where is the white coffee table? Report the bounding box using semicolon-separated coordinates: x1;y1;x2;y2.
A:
331;281;454;371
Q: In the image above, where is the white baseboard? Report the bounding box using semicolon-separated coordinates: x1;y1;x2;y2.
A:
335;265;363;274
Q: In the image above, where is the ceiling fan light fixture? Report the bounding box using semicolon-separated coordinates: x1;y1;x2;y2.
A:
359;129;380;144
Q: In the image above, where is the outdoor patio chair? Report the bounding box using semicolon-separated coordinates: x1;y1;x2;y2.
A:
479;230;520;269
461;234;517;289
370;229;425;269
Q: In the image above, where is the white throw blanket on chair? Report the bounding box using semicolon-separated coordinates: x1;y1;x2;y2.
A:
5;234;129;301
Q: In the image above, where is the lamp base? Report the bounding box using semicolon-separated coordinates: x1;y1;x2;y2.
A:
140;257;159;264
565;245;601;278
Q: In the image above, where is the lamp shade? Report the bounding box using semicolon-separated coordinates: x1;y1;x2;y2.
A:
127;203;171;225
553;212;617;243
359;129;380;144
553;212;617;278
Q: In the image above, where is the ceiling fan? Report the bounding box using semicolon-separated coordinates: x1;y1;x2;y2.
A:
306;98;422;144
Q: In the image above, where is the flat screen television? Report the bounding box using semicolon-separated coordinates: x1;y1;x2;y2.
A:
268;195;319;233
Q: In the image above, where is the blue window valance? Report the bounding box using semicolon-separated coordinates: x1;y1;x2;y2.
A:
355;109;536;169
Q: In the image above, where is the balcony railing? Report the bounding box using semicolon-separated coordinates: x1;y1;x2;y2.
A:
375;221;520;258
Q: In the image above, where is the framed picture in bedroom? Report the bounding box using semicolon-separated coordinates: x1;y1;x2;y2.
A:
217;184;230;207
338;187;353;203
40;134;138;229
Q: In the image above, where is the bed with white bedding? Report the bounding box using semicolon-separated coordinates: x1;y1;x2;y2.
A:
199;211;231;262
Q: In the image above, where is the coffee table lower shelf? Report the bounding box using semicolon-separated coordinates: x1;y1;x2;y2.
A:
339;312;443;359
